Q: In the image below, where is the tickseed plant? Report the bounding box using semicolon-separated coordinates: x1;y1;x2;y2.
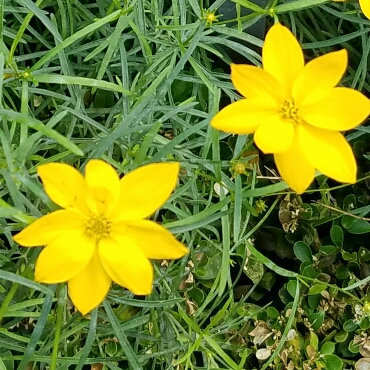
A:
13;160;188;315
6;1;370;368
211;23;370;193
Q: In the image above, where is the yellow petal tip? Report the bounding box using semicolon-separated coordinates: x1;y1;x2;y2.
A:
76;304;99;316
132;288;153;296
167;245;189;259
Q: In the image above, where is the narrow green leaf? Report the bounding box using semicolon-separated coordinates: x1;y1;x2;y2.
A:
103;300;143;370
0;270;53;295
75;309;98;370
0;109;83;156
17;289;55;370
243;181;289;197
203;334;240;370
261;278;300;369
16;0;62;42
134;121;162;164
30;10;121;71
32;74;130;95
0;198;35;223
233;174;243;242
90;23;206;158
275;0;328;13
343;274;370;291
246;240;298;278
166;198;230;232
93;15;128;93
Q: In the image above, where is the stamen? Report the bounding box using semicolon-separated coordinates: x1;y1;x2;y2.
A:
280;98;300;124
85;215;111;241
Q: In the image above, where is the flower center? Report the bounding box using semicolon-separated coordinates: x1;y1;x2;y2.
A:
280;98;300;124
85;215;111;241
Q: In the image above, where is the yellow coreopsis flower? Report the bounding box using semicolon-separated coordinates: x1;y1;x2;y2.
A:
211;23;370;193
13;160;188;315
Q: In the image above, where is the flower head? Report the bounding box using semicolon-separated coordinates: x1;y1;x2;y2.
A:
13;160;188;315
211;23;370;193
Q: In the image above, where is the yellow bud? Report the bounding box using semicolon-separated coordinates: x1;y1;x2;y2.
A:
254;199;268;214
234;163;246;175
203;11;219;25
363;301;370;314
206;12;217;22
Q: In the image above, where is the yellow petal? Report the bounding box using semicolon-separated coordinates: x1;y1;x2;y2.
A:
360;0;370;20
254;117;294;154
293;49;348;104
263;23;304;97
211;99;278;135
110;162;179;221
299;124;357;183
98;237;153;295
38;163;88;213
35;232;94;283
274;135;315;194
84;160;121;215
112;220;188;259
68;249;111;315
13;210;85;247
231;64;284;103
301;87;370;131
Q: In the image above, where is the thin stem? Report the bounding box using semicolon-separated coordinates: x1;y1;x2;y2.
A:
0;282;19;325
50;283;65;370
298;275;361;302
20;79;29;144
314;201;370;221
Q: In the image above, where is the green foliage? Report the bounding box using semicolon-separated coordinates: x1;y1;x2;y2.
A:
2;0;370;369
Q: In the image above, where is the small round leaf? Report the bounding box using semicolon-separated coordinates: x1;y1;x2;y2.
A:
293;241;312;262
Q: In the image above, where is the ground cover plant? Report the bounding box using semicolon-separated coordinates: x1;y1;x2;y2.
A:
3;0;370;369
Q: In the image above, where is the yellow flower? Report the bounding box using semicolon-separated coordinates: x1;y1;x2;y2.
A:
13;160;188;315
211;23;370;193
333;0;370;21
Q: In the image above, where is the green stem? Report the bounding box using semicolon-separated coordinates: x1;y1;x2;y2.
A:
50;284;65;370
0;282;19;325
0;0;4;40
298;275;361;302
20;79;29;145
